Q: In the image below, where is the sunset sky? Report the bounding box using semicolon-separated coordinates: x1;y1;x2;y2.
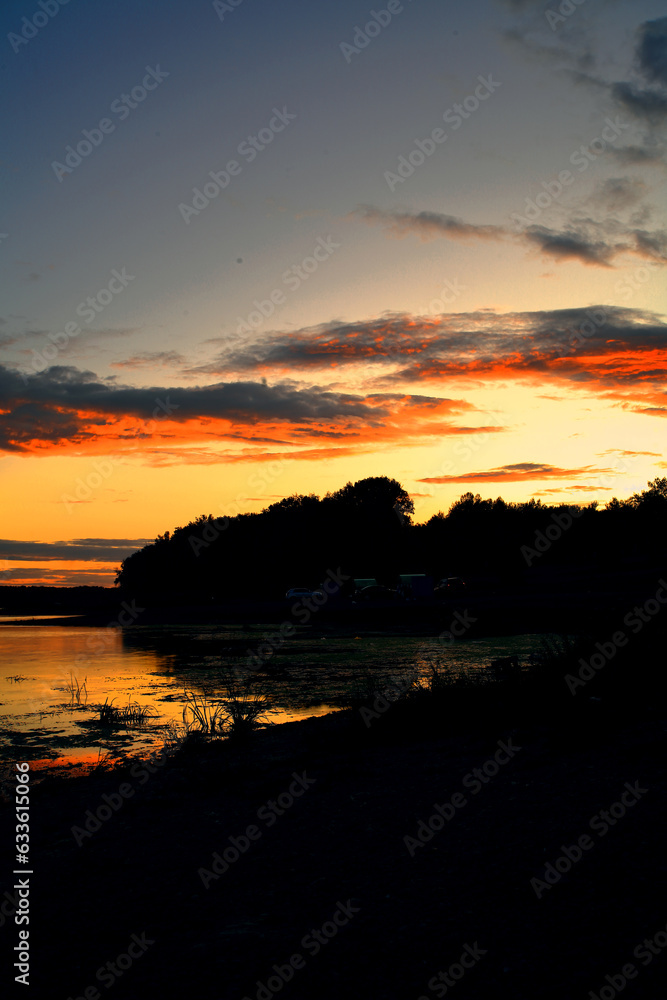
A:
1;0;666;585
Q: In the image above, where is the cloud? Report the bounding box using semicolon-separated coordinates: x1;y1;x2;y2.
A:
523;226;615;266
191;306;667;409
353;206;507;242
0;538;152;562
419;462;616;484
0;567;118;586
0;363;499;458
501;8;667;184
606;145;667;169
110;351;187;370
573;17;667;127
3;300;666;462
353;206;667;268
532;486;613;496
611;82;667;125
637;18;667;86
597;448;662;457
590;178;649;212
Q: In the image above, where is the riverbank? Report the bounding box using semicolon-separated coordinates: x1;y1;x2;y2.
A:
1;655;665;1000
0;591;646;636
3;564;665;635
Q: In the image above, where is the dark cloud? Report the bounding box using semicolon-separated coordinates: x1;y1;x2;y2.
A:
633;229;667;258
579;18;667;127
0;365;380;422
523;226;615;266
611;82;667;125
353;206;667;268
0;363;493;456
501;8;667;181
0;364;397;451
194;306;667;387
606;145;667;169
0;538;151;562
637;17;667;86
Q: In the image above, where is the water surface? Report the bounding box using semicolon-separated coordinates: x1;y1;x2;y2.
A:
0;624;558;772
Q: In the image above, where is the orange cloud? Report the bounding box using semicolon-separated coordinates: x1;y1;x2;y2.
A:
419;462;616;484
0;366;507;461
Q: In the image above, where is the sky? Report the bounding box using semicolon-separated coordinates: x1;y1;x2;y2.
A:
1;0;666;586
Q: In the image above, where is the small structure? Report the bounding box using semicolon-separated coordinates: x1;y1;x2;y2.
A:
397;574;434;600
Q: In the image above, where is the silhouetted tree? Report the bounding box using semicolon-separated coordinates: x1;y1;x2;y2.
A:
114;477;667;603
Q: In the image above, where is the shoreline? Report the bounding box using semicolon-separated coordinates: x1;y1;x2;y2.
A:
1;682;665;999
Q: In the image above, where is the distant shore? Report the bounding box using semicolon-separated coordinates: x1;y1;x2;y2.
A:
0;586;655;638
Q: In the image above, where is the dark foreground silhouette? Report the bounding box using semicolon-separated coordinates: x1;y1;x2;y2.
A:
1;620;665;1000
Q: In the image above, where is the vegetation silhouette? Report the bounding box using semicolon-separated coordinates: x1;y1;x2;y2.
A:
114;475;667;604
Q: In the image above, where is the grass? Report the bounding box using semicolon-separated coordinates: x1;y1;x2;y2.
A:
181;670;274;741
182;689;226;736
350;622;667;745
65;672;88;707
90;747;124;772
98;697;157;727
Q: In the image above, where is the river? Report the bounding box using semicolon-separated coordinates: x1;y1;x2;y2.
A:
0;623;560;773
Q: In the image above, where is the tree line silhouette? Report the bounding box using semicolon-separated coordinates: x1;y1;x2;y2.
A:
114;476;667;603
